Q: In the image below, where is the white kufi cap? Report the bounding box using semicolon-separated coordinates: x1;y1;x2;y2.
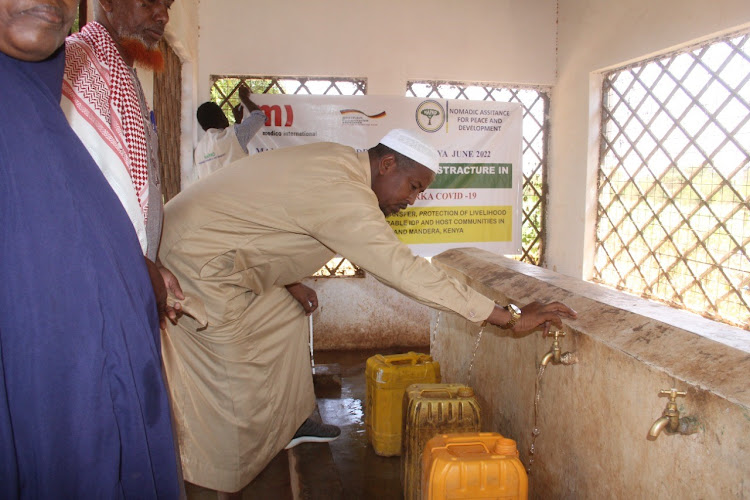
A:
379;129;440;173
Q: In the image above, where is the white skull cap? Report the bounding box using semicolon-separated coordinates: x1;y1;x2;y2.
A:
379;128;440;173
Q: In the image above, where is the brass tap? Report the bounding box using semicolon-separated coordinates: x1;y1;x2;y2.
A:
541;331;571;366
648;388;687;438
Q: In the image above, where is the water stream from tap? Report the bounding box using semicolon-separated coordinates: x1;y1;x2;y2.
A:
526;350;577;477
466;324;486;382
527;364;546;475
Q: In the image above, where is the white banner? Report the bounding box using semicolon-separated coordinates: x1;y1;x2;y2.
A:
246;95;522;257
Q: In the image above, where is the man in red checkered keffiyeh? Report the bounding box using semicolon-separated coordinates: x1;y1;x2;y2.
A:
61;0;184;329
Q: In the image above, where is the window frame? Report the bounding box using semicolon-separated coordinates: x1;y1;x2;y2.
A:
594;28;750;328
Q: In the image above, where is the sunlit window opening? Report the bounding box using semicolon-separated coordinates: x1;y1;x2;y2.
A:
211;75;368;277
406;81;550;266
211;76;366;123
595;30;750;328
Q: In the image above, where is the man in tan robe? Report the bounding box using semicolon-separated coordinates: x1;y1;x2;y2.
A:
159;129;576;494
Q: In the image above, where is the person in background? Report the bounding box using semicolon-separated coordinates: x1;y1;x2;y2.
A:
157;128;577;497
0;0;180;496
61;0;183;326
193;83;266;183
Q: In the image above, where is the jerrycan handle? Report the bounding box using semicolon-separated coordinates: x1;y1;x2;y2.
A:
419;389;453;399
381;352;426;366
443;442;490;456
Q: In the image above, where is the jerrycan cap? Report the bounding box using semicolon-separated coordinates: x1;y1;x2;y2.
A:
494;438;519;456
457;386;475;398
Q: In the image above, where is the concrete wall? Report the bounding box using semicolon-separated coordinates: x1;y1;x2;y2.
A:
430;248;750;499
302;275;429;351
549;0;750;279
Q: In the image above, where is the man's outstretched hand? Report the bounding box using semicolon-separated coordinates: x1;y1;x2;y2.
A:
238;83;261;113
485;300;577;334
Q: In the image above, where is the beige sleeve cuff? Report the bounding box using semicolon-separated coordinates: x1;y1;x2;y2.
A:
459;288;496;323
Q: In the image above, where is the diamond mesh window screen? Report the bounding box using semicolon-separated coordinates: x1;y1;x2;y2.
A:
211;76;366;123
595;30;750;328
406;81;550;266
210;75;367;277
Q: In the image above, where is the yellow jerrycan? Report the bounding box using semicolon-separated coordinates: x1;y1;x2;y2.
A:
401;384;481;500
365;352;440;456
421;432;528;500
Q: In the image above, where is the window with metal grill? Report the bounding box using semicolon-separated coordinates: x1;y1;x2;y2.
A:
211;76;366;123
595;29;750;328
406;81;550;266
210;75;367;277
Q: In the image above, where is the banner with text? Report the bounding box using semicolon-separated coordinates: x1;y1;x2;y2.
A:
245;95;522;257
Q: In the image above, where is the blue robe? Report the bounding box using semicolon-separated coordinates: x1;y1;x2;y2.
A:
0;48;180;498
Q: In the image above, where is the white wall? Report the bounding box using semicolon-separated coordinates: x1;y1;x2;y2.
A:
197;0;557;100
549;0;750;279
166;0;199;62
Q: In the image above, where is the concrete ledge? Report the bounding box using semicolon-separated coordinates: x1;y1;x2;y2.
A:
430;247;750;499
433;247;750;408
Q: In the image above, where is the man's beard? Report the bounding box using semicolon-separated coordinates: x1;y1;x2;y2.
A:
120;38;164;72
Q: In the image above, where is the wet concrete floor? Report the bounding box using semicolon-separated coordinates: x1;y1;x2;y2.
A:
316;347;422;499
185;346;426;499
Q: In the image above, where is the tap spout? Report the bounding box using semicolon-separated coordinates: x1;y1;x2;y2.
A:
540;350;555;367
648;416;670;438
649;389;688;439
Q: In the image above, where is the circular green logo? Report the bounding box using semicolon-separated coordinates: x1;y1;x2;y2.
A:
416;100;445;133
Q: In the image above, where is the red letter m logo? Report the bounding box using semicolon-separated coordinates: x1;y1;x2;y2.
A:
260;105;294;127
